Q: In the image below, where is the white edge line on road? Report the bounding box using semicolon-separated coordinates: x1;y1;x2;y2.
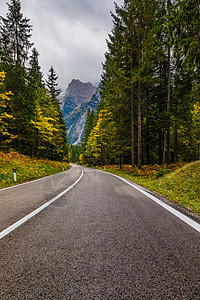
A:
98;170;200;233
0;169;84;239
0;166;73;192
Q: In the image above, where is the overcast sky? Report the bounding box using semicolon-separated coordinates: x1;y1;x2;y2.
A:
1;0;124;91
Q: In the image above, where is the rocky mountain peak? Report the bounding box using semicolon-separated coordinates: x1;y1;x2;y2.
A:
61;79;101;145
64;79;96;105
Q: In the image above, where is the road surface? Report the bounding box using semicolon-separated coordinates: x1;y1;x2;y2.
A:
0;165;200;299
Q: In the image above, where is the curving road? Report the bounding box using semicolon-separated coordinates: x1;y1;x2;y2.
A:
0;165;200;299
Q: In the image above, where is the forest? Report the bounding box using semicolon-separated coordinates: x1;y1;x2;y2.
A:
0;0;68;161
81;0;200;167
1;0;199;167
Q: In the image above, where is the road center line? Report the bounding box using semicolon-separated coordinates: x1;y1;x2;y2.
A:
0;169;84;239
99;170;200;233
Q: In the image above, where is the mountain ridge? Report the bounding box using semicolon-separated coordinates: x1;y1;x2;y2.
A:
61;79;100;145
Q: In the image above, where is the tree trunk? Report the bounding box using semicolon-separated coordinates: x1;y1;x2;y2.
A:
198;86;200;160
146;90;150;164
199;130;200;161
18;134;22;154
167;45;171;165
174;124;178;162
119;153;122;169
138;80;142;168
159;131;162;164
163;130;166;165
131;87;135;167
130;32;135;167
174;103;178;162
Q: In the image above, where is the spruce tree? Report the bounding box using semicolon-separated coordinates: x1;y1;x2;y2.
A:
28;47;43;87
46;66;67;160
82;108;95;146
0;0;33;66
0;0;34;154
46;66;62;100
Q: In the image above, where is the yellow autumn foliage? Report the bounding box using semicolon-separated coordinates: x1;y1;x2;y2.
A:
31;105;59;146
84;109;117;164
0;69;16;147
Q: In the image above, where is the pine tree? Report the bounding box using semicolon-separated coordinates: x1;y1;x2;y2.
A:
45;66;67;160
169;0;200;161
82;108;95;146
28;47;43;87
0;0;34;154
46;66;62;100
0;0;33;66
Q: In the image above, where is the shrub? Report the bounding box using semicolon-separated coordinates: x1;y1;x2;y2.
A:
156;168;171;179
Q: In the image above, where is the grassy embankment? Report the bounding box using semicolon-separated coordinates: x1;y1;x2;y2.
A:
98;161;200;215
0;152;71;189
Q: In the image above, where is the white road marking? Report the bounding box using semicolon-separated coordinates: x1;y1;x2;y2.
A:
0;169;84;239
99;170;200;233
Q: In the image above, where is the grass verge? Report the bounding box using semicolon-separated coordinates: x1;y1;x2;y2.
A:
0;152;71;189
98;161;200;215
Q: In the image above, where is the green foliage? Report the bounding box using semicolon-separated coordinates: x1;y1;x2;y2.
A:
0;0;68;161
69;144;82;163
46;66;62;100
98;161;200;215
0;70;15;149
156;168;171;179
0;0;33;65
0;151;70;189
84;109;117;166
82;0;199;166
82;108;96;146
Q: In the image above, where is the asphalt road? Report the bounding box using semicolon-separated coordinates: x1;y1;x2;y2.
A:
0;165;200;299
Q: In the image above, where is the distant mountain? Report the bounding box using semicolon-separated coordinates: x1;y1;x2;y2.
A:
61;79;100;145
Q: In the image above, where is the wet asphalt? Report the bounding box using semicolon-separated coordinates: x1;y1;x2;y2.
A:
0;165;200;299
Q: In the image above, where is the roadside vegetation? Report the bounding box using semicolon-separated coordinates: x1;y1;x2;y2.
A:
0;151;70;189
98;161;200;215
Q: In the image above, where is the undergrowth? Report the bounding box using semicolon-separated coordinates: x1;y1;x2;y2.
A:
0;152;71;189
99;161;200;215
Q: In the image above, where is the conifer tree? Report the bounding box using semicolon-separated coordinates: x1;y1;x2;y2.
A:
82;108;95;146
0;0;69;161
169;0;200;160
46;66;68;160
0;0;34;154
0;0;33;66
46;66;62;100
28;47;43;87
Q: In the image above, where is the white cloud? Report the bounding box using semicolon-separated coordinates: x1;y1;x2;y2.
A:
1;0;124;90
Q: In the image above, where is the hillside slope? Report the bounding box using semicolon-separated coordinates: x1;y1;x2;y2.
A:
99;161;200;215
0;152;70;189
151;161;200;214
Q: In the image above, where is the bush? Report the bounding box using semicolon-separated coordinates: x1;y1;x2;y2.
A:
156;168;171;179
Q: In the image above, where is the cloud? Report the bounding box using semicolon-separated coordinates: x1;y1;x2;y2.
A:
1;0;124;90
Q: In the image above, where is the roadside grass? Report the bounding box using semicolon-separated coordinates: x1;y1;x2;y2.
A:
0;151;71;189
98;161;200;215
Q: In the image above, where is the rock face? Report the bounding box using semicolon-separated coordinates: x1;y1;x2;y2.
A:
61;79;100;145
65;79;96;105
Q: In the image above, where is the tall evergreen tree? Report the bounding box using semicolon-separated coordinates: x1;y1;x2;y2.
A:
46;66;62;100
0;0;33;66
82;108;95;146
0;0;69;161
0;0;34;154
46;66;68;160
28;47;43;87
169;0;200;161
